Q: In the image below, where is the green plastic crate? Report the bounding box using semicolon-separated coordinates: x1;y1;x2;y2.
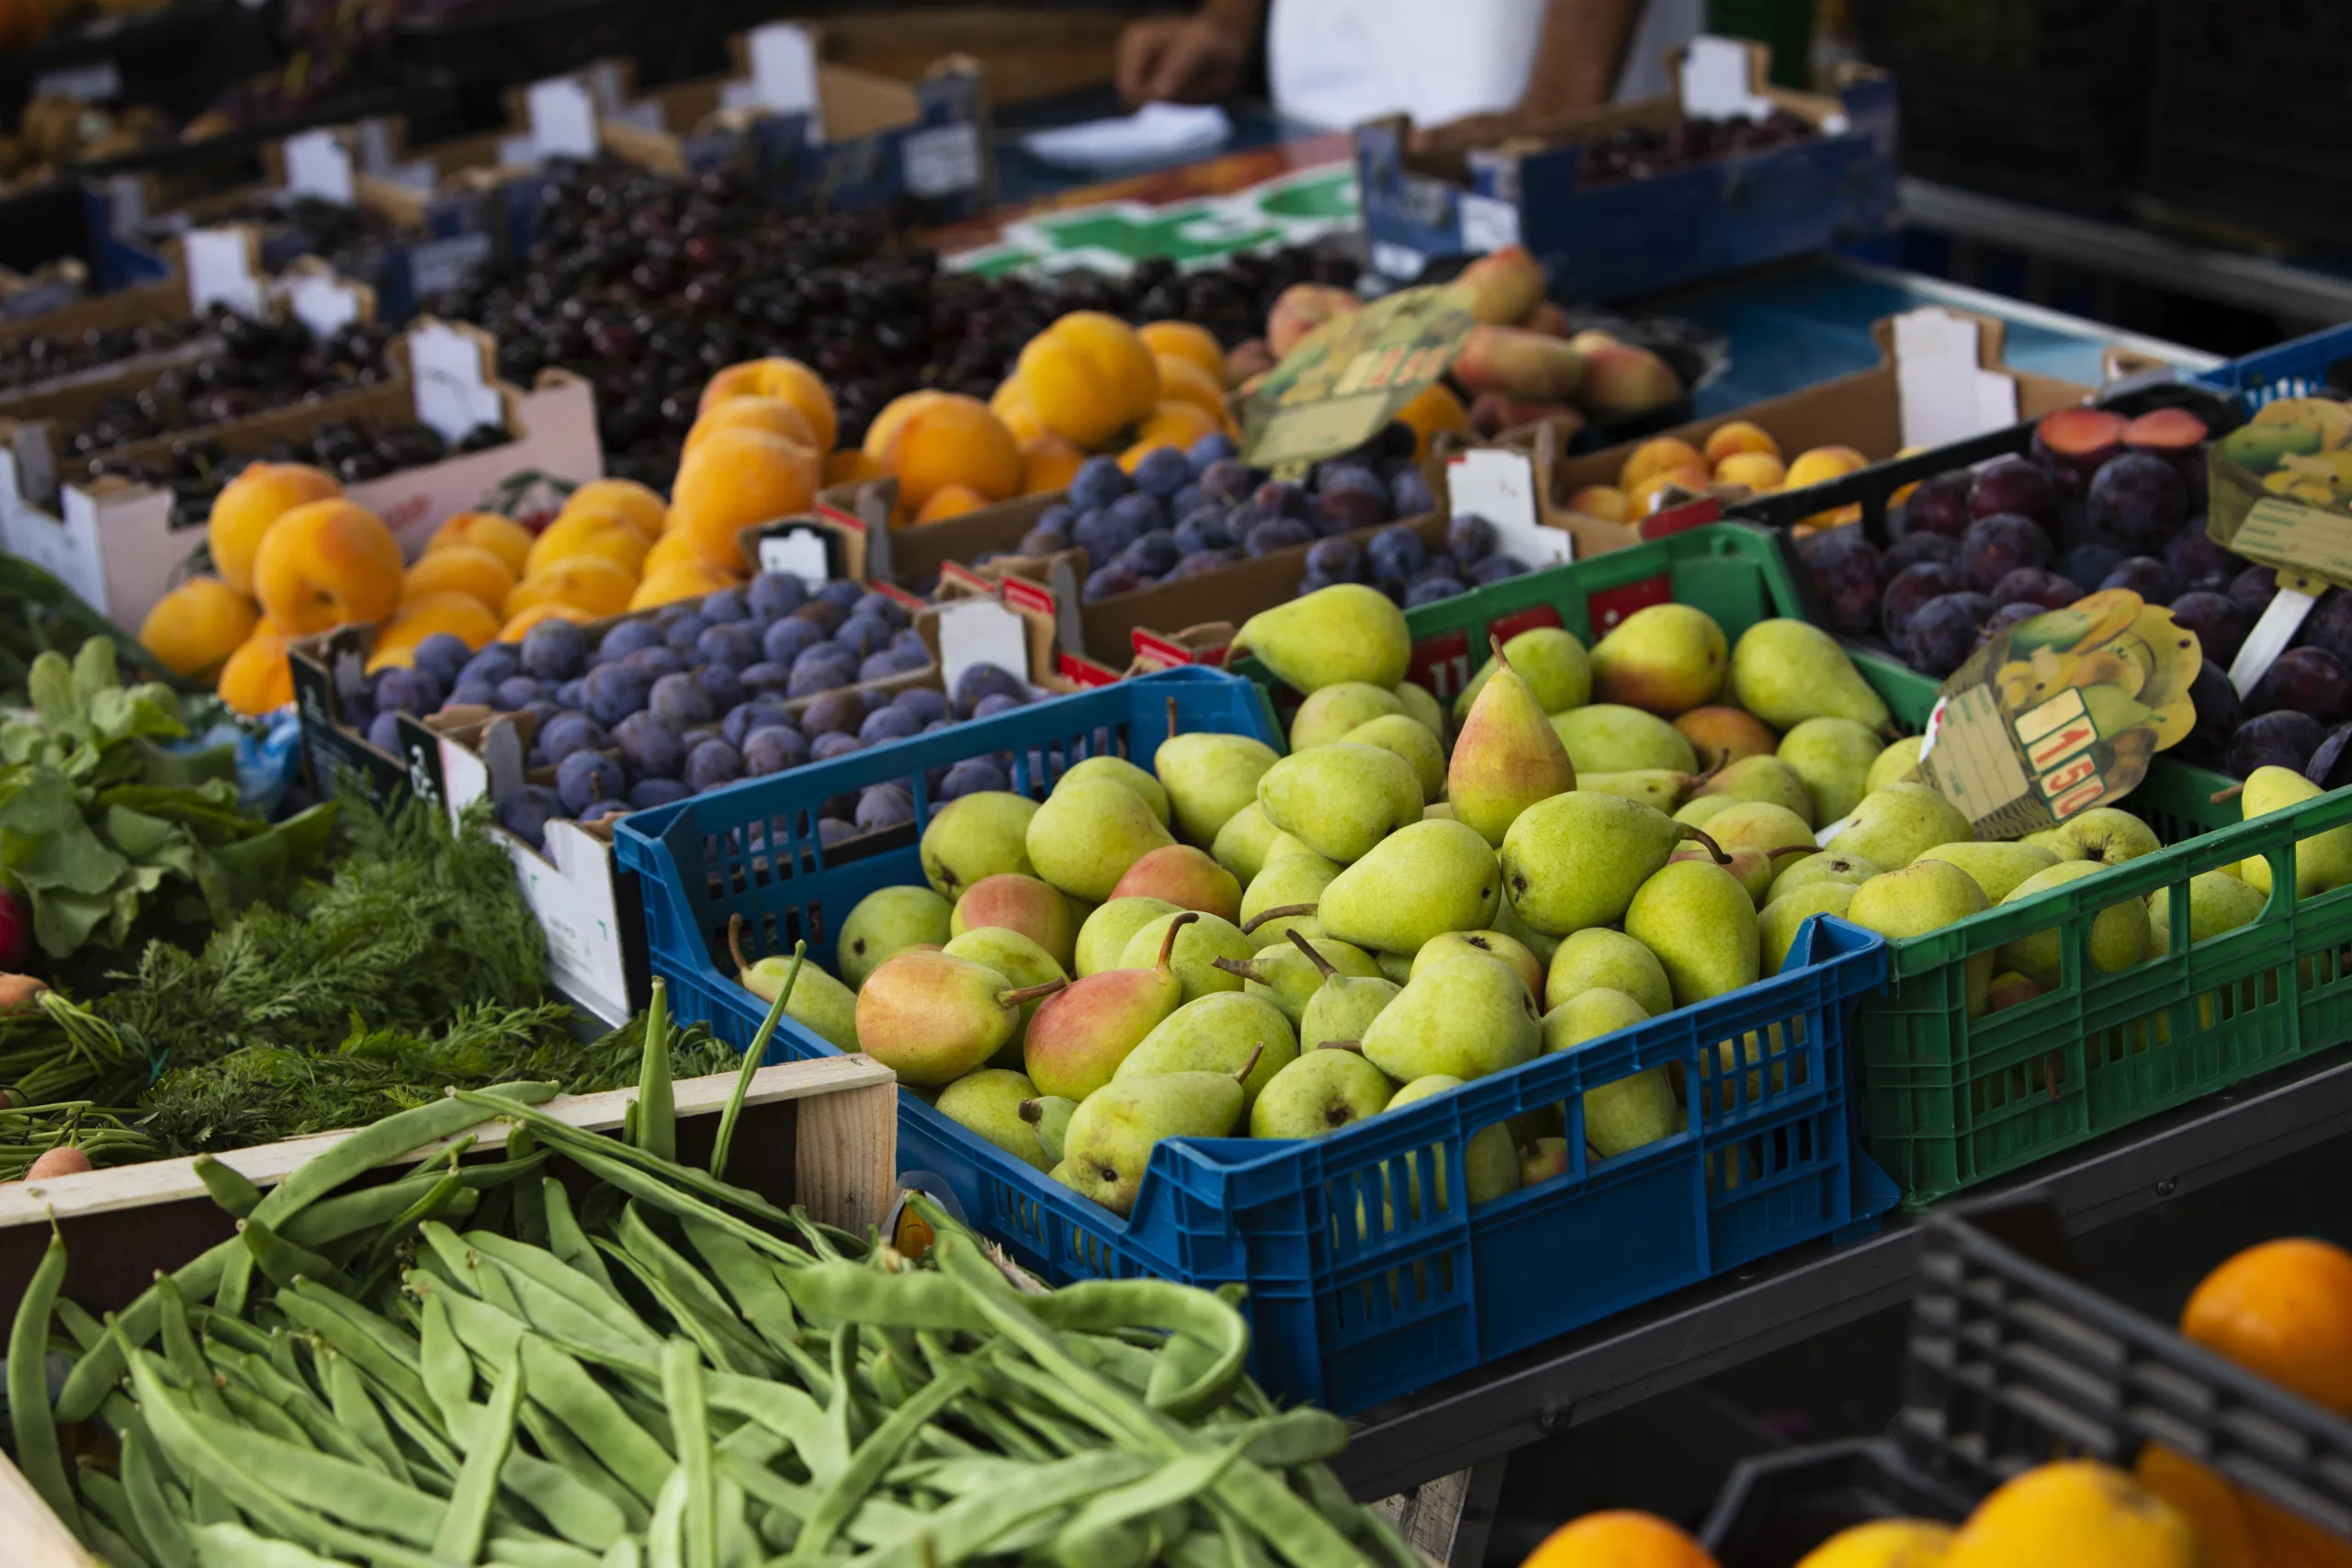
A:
1232;524;2352;1207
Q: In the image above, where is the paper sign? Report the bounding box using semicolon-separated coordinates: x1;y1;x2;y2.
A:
756;525;833;588
1368;241;1427;284
407;232;492;298
1894;308;2018;451
1915;590;2198;839
1242;283;1476;470
2229;581;2321;697
1679;35;1774;122
409;322;505;445
184;227;266;318
1447;447;1568;566
746;24;821;120
935;596;1032;694
283;130;356;204
527;78;601;160
281;270;365;340
903;123;983;198
1458;193;1521;254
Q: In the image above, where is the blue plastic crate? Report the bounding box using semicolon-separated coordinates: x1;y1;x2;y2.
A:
616;666;1898;1412
2195;322;2352;409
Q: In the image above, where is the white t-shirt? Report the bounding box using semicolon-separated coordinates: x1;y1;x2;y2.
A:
1266;0;1704;130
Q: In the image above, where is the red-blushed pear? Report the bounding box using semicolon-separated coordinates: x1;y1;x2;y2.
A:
1448;635;1577;847
1023;911;1197;1100
1108;844;1242;923
854;950;1066;1087
950;873;1079;971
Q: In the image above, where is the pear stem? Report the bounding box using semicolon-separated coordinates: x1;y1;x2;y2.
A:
1232;1043;1264;1085
1210;956;1263;983
1240;903;1318;935
1018;1100;1044;1125
1489;632;1512;671
1685;828;1733;865
1166;694;1179;739
1285;927;1339;978
998;980;1068;1010
2211;783;2245;805
1156;910;1199;973
1317;1040;1366;1054
728;913;754;975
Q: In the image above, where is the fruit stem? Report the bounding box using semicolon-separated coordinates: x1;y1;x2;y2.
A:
1490;632;1512;671
998;980;1069;1009
1240;903;1318;935
1018;1099;1043;1125
1685;828;1732;865
1166;694;1179;739
1232;1043;1263;1084
1156;910;1199;972
1210;957;1263;983
728;913;753;975
1284;927;1339;978
2211;783;2245;806
1317;1040;1365;1054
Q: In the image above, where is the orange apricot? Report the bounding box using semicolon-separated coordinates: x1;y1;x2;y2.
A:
879;393;1022;511
403;546;515;614
556;479;667;539
217;619;299;716
424;511;534;575
251;499;403;635
209;463;341;594
139;577;259;679
669;427;821;571
1016;312;1159;449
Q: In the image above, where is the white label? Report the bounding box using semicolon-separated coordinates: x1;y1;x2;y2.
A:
409;321;505;445
355;117;400;173
585;61;632;113
936;596;1030;694
2230;585;2320;697
184;227;266;318
20;491;111;615
518;822;632;1025
527;77;601;160
746;23;821;119
758;526;833;589
407;232;492;297
282;130;356;204
1894;308;2018;451
281;271;365;340
902;123;982;198
1370;241;1425;282
1447;448;1567;566
1459;194;1521;254
1679;34;1774;121
33;60;120;102
1814;813;1852;849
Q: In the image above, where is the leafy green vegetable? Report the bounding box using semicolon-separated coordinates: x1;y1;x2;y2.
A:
0;639;334;959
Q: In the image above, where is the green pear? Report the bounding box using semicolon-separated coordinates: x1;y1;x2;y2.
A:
1215;935;1383;1021
1623;861;1758;1006
941;927;1067;1059
918;791;1039;898
1987;972;2041;1011
1866;736;1926;795
1584;1067;1682;1159
1019;1094;1075;1163
1424;802;1456;820
2148;870;2266;956
1453;626;1592;722
1577;769;1702;813
1671;840;1775;904
1521;1137;1570;1185
1385;1075;1520;1207
1120;909;1254;1001
949;873;1079;972
1232;583;1409;693
1544;928;1672;1017
1156;732;1281;848
1916;841;2059;904
1341;713;1449;800
1027;778;1175;901
1705;801;1823;876
1727;617;1892;731
1211;801;1283;885
1317;818;1502;955
1777;717;1882;827
1249;1044;1395;1138
1375;949;1415;985
1589;603;1730;716
1058;755;1170;828
936;1068;1050;1171
1550;705;1698;773
1292;682;1405;750
854;952;1067;1086
1285;929;1403;1051
1541;987;1647;1053
1047;1162;1075;1188
1361;954;1542;1082
1414;931;1543;998
1450;637;1578;845
1758;883;1855;976
1263;831;1323;864
1257;742;1424;863
1117;991;1297;1111
1491;896;1561;966
1829;783;1973;870
1061;1047;1259;1214
733;921;860;1052
1074;897;1181;977
1393;679;1449;744
1023;913;1194;1099
2233;763;2352;896
1693;758;1817;835
1238;851;1340;949
2043;807;2160;867
1501;790;1711;937
1997;862;2146;987
1846;860;1991;1012
838;885;953;989
1766;851;1883;907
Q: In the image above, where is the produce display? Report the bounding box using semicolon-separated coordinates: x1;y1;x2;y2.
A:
63;311;403;458
1575;108;1817;185
0;94;177;191
0;311;210;394
1564;421;1873;525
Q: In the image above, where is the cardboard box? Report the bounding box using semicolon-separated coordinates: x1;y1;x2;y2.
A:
1;314;603;633
0;271;219;400
1352;35;1895;299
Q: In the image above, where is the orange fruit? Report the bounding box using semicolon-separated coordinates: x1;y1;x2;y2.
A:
1393;381;1472;457
700;356;837;452
1020;434;1086;495
208;463;340;594
217;619;299;716
1702;420;1781;465
366;592;503;671
1945;1461;2197;1568
1619;436;1707;492
1785;445;1870;489
1520;1510;1716;1568
1713;452;1786;492
2243;1493;2352;1566
629;558;737;609
912;484;989;525
825;449;882;488
138;577;259;679
2182;1237;2352;1415
526;513;650;580
1120;402;1224;469
1016;311;1159;449
1566;484;1632;524
1628;466;1712;515
865;389;947;462
878;393;1022;512
403;546;515;614
669;426;822;572
989;377;1046;446
1153;355;1229;422
2135;1445;2257;1568
1792;1520;1954;1568
505;557;636;620
496;604;599;642
1139;320;1226;386
557;479;666;540
641;528;709;579
424;511;534;576
251;499;403;635
684;393;818;458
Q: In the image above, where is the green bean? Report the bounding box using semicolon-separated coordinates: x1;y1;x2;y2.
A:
713;943;801;1181
601;1539;643;1568
186;1520;347;1568
54;1293;104;1353
610;1205;775;1370
84;1512;159;1568
191;1154;263;1217
1051;1435;1242;1551
362;1170;478;1277
487;1533;605;1568
58;1237;239;1421
276;1290;435;1426
503;1331;673;1507
523;1404;654;1534
787;1361;974;1562
637;977;675;1162
328;1347;413;1484
188;1304;270;1357
188;1470;237;1528
237;1216;342;1290
123;1427;195;1568
185;1382;447;1546
212;1247;256;1321
540;1177;623;1303
712;1444;815;1523
80;1460;149;1553
156;1276;232;1423
647;1469;684;1568
420;1291;478;1437
434;1342;523;1562
679;1214;800;1359
8;1227;80;1532
246;1081;559;1234
856;1453;1152;1568
217;1382;314;1448
661;1337;718;1568
465;1229;661;1351
703;1372;834;1478
378;1380;465;1481
510;1128;549;1248
595;1235;773;1378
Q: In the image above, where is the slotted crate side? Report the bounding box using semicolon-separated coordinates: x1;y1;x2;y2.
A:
2196;322;2352;408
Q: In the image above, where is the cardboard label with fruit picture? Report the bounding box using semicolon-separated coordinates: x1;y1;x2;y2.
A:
1240;283;1477;471
1916;589;2199;840
2204;397;2352;693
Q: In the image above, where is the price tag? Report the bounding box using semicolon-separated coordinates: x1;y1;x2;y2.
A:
1894;308;2018;451
1368;241;1426;284
2229;582;2321;696
1242;283;1476;470
184;227;266;318
757;525;833;588
935;596;1032;694
280;269;366;340
406;232;492;298
1446;447;1567;566
282;130;356;204
34;488;112;615
902;123;982;198
526;77;601;160
409;321;505;445
1458;194;1521;255
746;23;821;120
33;59;120;102
1679;35;1774;121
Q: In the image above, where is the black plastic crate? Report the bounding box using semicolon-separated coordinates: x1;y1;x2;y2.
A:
1852;0;2153;213
390;0;734;132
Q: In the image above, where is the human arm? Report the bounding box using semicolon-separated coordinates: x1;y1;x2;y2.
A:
1115;0;1266;107
1412;0;1645;150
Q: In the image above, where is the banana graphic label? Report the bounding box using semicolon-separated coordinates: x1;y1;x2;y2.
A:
2212;397;2352;581
1919;589;2201;840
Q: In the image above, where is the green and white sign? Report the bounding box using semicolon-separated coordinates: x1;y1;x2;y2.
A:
951;165;1357;278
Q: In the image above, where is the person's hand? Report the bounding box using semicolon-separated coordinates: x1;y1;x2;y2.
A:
1116;16;1248;107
